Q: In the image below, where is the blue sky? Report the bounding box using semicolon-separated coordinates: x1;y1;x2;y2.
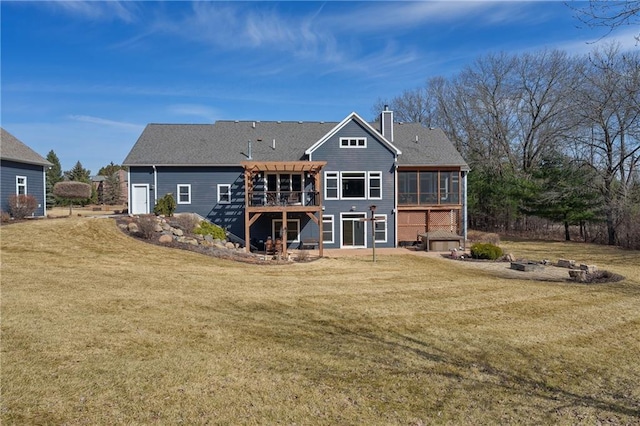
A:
1;1;637;174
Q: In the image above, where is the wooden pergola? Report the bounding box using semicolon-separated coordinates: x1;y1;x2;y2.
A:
241;161;327;258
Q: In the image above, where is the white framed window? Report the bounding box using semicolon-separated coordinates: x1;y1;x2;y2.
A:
325;172;338;200
273;219;300;243
374;214;387;243
340;137;366;148
217;184;231;204
368;171;382;199
177;184;191;204
341;172;366;199
16;176;27;195
322;215;334;244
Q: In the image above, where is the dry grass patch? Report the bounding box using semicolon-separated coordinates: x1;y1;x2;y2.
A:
2;218;639;424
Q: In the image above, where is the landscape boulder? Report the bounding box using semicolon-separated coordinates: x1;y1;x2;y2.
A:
159;234;173;244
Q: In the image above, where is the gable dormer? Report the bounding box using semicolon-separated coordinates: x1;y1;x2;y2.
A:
305;112;401;159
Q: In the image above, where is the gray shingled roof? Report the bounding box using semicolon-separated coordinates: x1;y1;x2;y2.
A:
123;119;468;170
392;123;469;170
0;128;52;166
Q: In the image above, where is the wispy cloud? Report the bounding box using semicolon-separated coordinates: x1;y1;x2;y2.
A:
50;1;139;23
166;104;220;122
68;115;143;131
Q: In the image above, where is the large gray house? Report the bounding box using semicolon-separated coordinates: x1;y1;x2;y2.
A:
0;128;51;217
123;109;469;254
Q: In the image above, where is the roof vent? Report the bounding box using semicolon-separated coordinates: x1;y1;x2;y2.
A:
298;121;303;124
415;135;419;143
272;139;276;150
252;121;256;129
247;140;252;160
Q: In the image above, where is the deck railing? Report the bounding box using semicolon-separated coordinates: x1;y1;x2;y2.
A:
248;190;320;207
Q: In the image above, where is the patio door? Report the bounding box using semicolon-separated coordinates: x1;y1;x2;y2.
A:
341;213;366;248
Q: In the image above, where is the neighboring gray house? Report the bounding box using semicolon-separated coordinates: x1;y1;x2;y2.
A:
123;109;469;254
0;128;52;217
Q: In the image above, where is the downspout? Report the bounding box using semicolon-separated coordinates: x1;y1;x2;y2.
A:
152;165;158;205
463;170;468;249
127;169;131;214
394;157;398;247
43;166;48;217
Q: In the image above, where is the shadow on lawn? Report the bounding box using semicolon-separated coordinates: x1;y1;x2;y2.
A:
215;298;640;421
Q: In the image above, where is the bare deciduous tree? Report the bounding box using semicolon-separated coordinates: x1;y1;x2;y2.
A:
571;0;640;42
574;43;640;244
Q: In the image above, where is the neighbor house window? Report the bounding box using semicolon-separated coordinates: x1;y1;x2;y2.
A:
322;215;334;244
368;172;382;199
374;214;387;243
325;172;338;200
218;184;231;204
340;137;366;148
16;176;27;195
273;219;300;243
341;172;366;199
177;184;191;204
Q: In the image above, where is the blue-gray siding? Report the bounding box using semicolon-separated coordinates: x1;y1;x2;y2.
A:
310;120;397;248
129;165;246;238
0;159;47;217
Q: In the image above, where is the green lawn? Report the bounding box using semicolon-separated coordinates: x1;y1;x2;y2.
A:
2;218;639;424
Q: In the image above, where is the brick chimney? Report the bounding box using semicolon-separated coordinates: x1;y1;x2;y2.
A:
381;105;393;142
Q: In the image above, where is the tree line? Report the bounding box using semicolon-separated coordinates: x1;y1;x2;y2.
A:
45;151;127;208
374;43;640;248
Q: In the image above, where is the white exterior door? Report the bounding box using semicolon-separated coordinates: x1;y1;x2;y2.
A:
131;184;150;214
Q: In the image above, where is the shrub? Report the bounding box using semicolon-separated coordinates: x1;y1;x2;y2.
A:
136;215;158;240
53;181;92;214
194;220;226;240
154;193;176;217
1;210;11;223
296;250;310;262
53;181;92;199
470;242;504;260
8;194;38;219
171;213;200;233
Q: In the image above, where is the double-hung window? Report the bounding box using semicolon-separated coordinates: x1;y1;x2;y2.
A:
325;172;339;200
322;215;334;244
374;214;387;243
217;184;231;204
368;172;382;199
177;184;191;204
325;171;381;200
16;176;27;195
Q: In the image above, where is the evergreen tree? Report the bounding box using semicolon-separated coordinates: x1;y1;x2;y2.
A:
103;171;122;205
98;162;126;177
45;150;63;208
64;161;91;183
522;154;602;241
